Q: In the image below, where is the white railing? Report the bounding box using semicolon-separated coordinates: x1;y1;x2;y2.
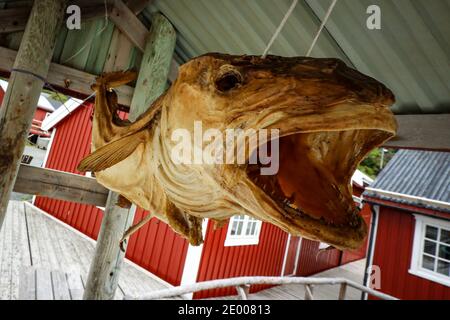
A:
126;276;397;300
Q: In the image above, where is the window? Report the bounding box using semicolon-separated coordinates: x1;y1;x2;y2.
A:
352;195;363;209
224;214;262;246
410;215;450;286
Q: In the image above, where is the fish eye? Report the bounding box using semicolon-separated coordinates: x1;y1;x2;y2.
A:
214;68;242;92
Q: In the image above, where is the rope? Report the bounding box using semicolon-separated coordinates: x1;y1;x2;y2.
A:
10;68;46;83
261;0;298;58
305;0;338;57
261;0;338;58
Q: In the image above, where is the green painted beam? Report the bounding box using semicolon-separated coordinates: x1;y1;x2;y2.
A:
129;12;176;121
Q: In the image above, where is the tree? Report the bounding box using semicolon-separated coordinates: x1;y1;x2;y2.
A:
358;148;397;179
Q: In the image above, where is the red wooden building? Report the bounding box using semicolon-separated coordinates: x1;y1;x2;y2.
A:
0;80;55;138
31;99;372;299
363;150;450;300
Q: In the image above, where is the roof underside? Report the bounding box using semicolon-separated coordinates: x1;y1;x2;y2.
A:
0;0;449;115
150;0;450;115
364;149;450;209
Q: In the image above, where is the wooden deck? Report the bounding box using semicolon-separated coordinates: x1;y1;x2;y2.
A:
0;201;172;300
209;259;367;300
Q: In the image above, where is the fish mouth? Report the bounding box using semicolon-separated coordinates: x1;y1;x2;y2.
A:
244;103;396;250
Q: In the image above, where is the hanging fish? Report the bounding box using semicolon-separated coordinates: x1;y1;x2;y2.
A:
78;54;397;250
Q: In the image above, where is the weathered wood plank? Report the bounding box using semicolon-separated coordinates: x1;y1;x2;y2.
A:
126;0;153;14
66;272;84;300
103;28;135;72
0;7;30;34
0;46;134;106
82;193;132;300
51;270;72;300
36;269;54;300
384;114;450;151
13;164;109;207
9;202;31;299
105;1;179;82
23;203;41;267
25;204;53;270
109;0;148;52
18;267;36;300
129;12;176;120
0;201;14;299
1;201;172;300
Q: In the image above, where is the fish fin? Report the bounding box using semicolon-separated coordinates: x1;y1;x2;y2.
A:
99;70;136;88
77;131;147;172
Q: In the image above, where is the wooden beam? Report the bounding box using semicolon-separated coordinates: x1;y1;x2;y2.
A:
107;0;179;81
0;46;134;106
129;13;176;120
13;164;108;207
83;191;133;300
0;0;67;231
83;12;176;300
384;114;450;151
125;0;153;15
0;7;30;34
109;0;148;52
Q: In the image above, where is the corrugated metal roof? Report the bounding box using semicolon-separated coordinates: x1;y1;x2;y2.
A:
146;0;450;114
364;149;450;209
1;0;449;115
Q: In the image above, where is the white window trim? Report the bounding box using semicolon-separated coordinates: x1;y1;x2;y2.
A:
409;214;450;287
224;215;262;247
352;195;363;209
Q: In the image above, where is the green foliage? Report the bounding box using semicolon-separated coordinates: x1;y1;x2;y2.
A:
42;89;69;104
358;148;397;179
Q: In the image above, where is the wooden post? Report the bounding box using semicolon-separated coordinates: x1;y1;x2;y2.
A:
0;0;66;231
129;13;177;120
338;283;347;300
304;284;314;300
83;13;176;300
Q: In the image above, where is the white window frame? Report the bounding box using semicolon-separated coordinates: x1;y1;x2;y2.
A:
410;214;450;287
352;195;363;209
224;215;262;247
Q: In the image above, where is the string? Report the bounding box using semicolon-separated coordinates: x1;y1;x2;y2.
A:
10;68;46;83
261;0;338;58
261;0;298;58
305;0;338;57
